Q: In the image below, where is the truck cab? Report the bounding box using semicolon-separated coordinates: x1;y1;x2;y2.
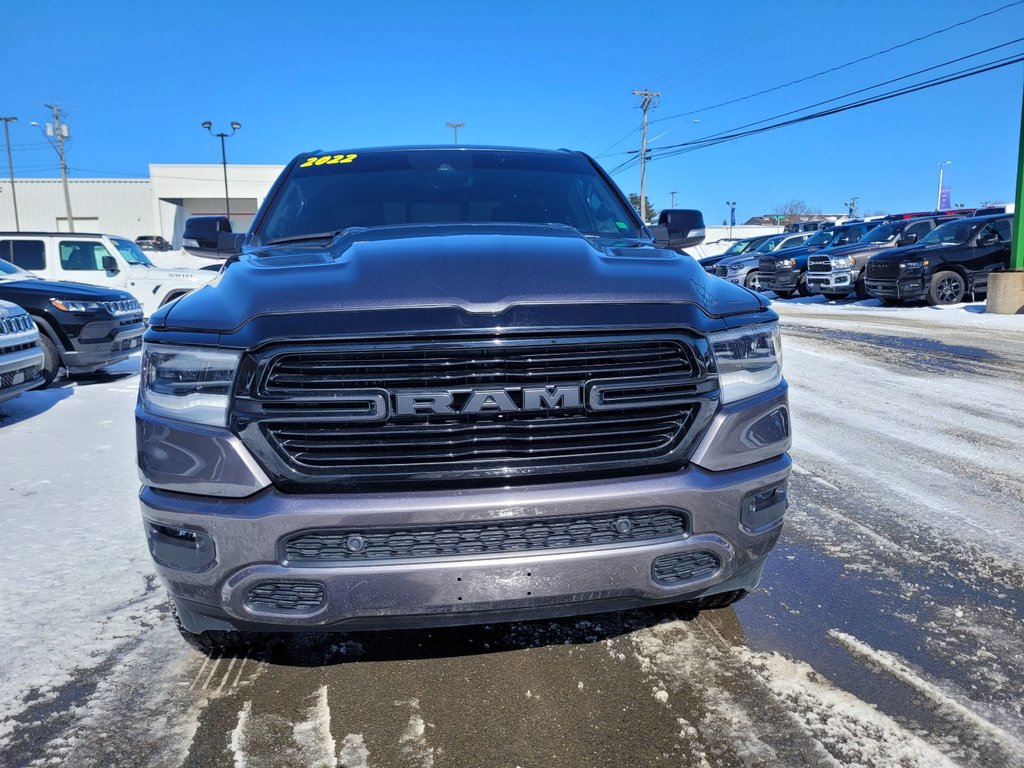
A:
0;233;215;317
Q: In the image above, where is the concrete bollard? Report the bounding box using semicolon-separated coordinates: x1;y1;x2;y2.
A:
987;271;1024;314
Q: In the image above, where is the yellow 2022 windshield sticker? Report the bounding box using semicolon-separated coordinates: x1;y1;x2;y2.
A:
299;153;358;168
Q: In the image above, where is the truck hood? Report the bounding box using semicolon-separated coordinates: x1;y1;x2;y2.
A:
866;242;953;263
821;241;892;258
155;224;770;333
0;277;133;302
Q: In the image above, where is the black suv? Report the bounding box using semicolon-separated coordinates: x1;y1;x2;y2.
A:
0;258;145;384
864;214;1013;305
697;234;776;274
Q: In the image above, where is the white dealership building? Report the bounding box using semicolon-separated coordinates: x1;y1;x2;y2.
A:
0;164;284;245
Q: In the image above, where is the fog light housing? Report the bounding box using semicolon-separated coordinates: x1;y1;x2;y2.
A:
146;521;216;571
741;482;788;530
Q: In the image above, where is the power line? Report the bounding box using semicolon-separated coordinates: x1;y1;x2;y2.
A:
648;0;1024;127
608;50;1024;174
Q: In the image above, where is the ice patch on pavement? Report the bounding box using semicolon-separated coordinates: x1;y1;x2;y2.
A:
228;686;340;768
339;733;370;768
395;698;434;767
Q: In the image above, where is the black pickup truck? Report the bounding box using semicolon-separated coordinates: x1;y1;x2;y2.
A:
864;214;1013;305
137;146;792;651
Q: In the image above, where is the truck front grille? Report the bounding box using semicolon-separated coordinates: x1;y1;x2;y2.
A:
0;313;33;336
758;258;776;274
714;265;729;277
233;332;717;490
866;261;901;280
284;509;687;564
807;256;832;273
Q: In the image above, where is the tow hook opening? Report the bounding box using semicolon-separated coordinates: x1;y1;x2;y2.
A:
741;482;788;531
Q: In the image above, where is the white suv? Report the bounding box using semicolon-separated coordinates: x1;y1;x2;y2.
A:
0;233;215;317
0;300;45;403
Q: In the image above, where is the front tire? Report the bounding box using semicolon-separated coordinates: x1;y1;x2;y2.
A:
854;277;870;300
35;332;62;387
797;273;812;297
928;270;965;306
744;270;762;292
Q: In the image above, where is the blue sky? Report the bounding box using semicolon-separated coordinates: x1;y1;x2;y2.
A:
3;0;1022;222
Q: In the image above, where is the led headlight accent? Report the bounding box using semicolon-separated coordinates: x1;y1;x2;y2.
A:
140;343;241;426
50;298;102;313
778;258;796;268
709;322;783;404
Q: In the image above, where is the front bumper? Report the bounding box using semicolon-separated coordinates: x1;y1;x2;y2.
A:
63;315;144;373
142;453;790;633
138;380;791;633
0;342;46;403
864;277;927;301
765;268;799;291
805;269;853;294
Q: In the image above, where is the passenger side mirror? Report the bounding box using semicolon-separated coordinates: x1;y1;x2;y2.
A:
102;255;119;272
652;208;706;250
978;234;1000;247
897;233;918;246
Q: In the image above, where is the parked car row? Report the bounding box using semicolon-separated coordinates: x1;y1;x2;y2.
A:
0;229;218;403
704;211;1015;307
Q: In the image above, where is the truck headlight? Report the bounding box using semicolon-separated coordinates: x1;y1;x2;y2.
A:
831;257;852;269
778;258;796;268
709;322;783;403
140;343;241;426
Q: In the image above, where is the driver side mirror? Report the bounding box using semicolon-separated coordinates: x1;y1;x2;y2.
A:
977;234;1001;247
651;208;706;250
896;233;918;246
102;255;119;272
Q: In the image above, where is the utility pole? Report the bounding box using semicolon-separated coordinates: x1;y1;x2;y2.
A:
669;190;677;208
726;200;737;238
632;89;660;223
846;197;859;217
1;117;19;230
446;122;465;144
202;121;241;222
44;104;74;232
936;161;951;211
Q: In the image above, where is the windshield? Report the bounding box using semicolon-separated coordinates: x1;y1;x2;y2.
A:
111;238;154;266
918;219;982;246
0;258;36;281
805;228;835;247
858;222;904;244
256;149;642;243
721;240;750;255
754;235;787;253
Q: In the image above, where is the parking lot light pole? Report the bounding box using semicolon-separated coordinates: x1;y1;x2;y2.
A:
202;121;241;222
446;122;464;144
1;117;19;230
726;201;736;238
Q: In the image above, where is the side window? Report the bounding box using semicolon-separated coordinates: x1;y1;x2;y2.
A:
904;222;931;240
59;241;108;271
0;240;46;270
992;220;1011;242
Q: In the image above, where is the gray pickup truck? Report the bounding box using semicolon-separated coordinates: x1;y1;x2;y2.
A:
137;146;792;651
0;300;45;404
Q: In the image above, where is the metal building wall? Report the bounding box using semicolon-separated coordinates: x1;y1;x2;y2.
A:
0;178;154;238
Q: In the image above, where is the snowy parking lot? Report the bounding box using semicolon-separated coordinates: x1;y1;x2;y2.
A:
1;298;1023;768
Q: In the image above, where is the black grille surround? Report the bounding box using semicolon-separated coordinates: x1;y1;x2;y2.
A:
758;258;777;274
714;265;729;277
283;509;688;565
866;261;902;280
807;256;832;273
232;330;719;491
1;365;41;391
